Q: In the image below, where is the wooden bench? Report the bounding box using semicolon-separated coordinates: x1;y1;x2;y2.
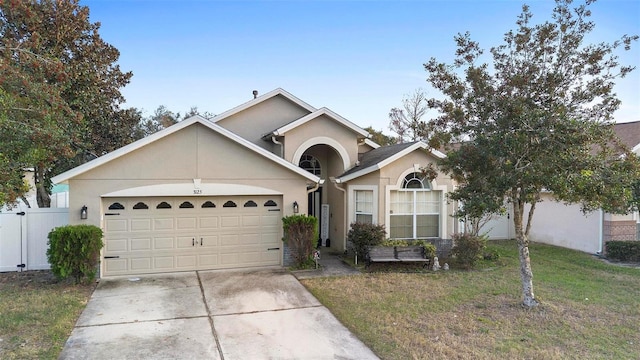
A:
365;245;431;269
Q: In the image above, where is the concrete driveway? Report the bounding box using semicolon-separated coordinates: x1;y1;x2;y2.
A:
59;268;378;360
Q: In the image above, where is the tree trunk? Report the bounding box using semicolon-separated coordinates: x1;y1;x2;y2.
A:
34;166;51;208
513;198;539;308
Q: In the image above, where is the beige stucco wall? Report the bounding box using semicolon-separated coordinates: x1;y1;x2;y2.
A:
215;94;312;153
344;149;457;241
523;193;603;254
67;123;311;227
283;114;361;171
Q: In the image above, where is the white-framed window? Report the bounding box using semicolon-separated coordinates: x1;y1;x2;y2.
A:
349;185;378;226
355;190;374;224
390;172;441;239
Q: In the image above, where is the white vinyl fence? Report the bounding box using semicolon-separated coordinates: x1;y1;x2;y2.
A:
0;208;69;272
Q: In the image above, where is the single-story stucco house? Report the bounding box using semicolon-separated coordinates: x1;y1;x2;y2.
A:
52;88;456;277
482;120;640;255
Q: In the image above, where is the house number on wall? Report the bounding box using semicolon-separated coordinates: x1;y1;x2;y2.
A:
193;189;202;194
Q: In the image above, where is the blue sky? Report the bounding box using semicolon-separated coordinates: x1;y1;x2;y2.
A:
84;0;639;134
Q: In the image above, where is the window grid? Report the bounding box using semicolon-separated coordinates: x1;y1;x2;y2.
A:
355;190;374;224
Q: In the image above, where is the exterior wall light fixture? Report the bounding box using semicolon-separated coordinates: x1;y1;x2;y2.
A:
293;201;299;214
81;205;88;220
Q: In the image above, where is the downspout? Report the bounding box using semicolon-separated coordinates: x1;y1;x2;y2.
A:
598;209;604;256
307;179;324;194
271;136;283;158
330;177;348;253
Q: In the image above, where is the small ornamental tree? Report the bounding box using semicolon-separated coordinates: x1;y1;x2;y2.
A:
47;225;104;284
424;0;640;307
282;215;318;269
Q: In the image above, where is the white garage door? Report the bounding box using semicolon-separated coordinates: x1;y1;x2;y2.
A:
102;196;282;276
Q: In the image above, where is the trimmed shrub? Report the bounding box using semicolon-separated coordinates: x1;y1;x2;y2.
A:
450;233;487;270
282;215;318;269
347;222;386;259
47;225;104;284
606;241;640;262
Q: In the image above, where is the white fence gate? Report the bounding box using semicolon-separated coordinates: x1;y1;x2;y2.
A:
0;208;69;272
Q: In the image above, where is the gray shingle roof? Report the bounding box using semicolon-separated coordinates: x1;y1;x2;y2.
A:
339;141;418;177
613;121;640;149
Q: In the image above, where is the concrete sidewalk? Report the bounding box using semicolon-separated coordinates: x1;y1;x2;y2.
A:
59;267;377;360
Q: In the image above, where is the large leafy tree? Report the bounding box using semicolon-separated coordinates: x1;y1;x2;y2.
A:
425;0;639;307
0;0;139;207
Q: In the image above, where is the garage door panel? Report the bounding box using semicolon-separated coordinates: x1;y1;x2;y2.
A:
106;219;128;232
154;257;175;269
131;238;152;251
241;233;261;245
106;238;128;252
261;232;280;244
104;258;128;273
176;255;197;269
177;236;197;249
220;234;239;246
198;254;219;267
199;216;219;229
130;257;152;271
154;237;175;250
154;218;174;231
103;196;282;276
242;215;260;227
199;235;218;248
131;219;152;231
177;217;197;230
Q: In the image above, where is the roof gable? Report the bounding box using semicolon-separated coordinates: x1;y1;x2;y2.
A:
337;141;445;182
51;115;320;184
266;107;370;138
212;88;316;124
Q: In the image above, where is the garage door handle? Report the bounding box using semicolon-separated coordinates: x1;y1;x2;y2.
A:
192;238;195;246
200;238;203;246
267;247;280;251
104;256;120;259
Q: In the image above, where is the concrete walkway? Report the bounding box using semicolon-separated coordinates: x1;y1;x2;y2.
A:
292;252;360;279
60;262;376;360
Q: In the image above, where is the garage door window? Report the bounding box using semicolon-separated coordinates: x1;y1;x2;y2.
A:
223;201;237;208
133;202;148;209
179;201;194;208
202;201;216;208
157;202;172;209
244;200;257;207
264;200;278;207
108;202;125;210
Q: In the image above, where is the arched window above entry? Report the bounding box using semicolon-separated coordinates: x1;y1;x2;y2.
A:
133;202;148;210
108;202;125;210
402;172;431;190
299;154;321;176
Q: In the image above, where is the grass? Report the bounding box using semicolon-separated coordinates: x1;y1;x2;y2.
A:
0;271;94;359
301;240;640;360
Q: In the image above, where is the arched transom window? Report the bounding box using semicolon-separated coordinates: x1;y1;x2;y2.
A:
390;172;440;239
299;154;321;176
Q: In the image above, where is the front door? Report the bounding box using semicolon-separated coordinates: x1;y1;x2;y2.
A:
308;187;322;246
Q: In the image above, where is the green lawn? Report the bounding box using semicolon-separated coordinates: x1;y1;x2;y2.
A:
0;271;94;359
301;240;640;360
